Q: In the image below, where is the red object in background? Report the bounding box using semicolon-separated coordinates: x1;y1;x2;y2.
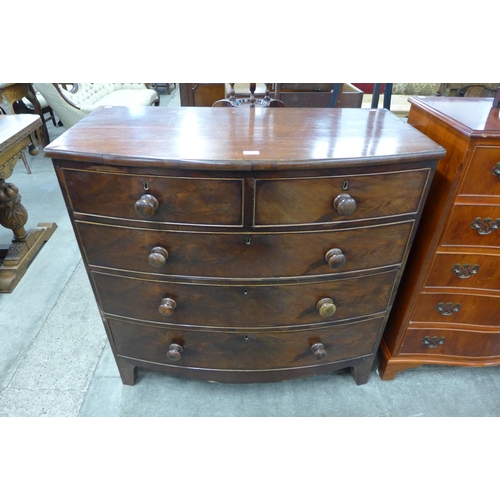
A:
352;84;385;94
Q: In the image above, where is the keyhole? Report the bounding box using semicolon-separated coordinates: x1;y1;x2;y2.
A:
342;180;349;191
143;181;149;191
245;237;251;245
244;335;249;341
243;289;248;295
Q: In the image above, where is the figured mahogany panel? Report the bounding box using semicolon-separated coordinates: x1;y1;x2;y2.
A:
400;327;500;358
254;169;430;226
93;270;397;329
61;168;244;226
459;146;500;197
442;205;500;248
77;220;412;279
108;316;384;371
411;292;500;329
426;252;500;291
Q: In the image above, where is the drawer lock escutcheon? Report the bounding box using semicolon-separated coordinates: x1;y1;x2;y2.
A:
422;336;446;348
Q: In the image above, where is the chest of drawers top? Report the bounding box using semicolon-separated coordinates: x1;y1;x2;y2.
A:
44;106;444;169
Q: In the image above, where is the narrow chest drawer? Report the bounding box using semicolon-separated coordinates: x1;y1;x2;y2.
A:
412;292;500;328
94;270;397;328
460;146;500;197
77;220;412;278
426;252;500;291
442;205;500;248
400;327;500;358
254;169;430;226
61;168;244;226
108;317;384;371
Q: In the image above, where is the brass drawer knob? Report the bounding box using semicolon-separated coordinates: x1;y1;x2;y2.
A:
158;297;177;316
148;246;169;267
333;193;357;216
325;248;346;269
311;343;327;360
167;343;184;361
135;193;159;218
492;163;500;180
316;298;336;317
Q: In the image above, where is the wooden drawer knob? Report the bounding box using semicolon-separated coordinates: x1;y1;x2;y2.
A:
492;163;500;179
135;193;159;218
148;246;169;267
167;343;184;361
333;193;357;216
325;248;346;269
158;297;177;316
311;342;327;360
316;298;336;317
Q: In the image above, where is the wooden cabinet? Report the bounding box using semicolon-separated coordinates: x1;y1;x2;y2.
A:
45;106;444;386
380;97;500;379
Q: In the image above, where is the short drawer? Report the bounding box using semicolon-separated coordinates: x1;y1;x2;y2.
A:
108;316;384;371
93;270;397;328
460;146;500;197
77;220;413;278
426;252;500;291
442;204;500;248
61;168;243;226
254;169;430;226
412;292;500;329
400;327;500;358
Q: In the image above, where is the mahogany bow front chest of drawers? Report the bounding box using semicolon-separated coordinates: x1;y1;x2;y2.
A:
380;97;500;379
45;106;444;385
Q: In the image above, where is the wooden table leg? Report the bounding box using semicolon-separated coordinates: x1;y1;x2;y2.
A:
0;176;57;292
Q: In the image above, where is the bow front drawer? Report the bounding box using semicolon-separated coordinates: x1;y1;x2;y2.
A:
93;270;396;328
60;168;244;226
254;169;430;226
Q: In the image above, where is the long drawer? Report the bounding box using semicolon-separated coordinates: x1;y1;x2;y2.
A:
61;168;244;226
108;316;384;371
412;292;500;328
442;205;500;248
400;326;500;358
459;146;500;197
254;169;430;226
77;220;413;279
94;270;397;328
426;252;500;291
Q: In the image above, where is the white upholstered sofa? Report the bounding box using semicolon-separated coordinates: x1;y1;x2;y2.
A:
34;83;160;129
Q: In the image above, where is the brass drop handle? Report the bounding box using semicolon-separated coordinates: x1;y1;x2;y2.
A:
492;163;500;179
167;343;184;361
158;297;177;316
325;248;346;269
148;246;169;267
333;193;357;216
435;302;460;316
316;298;336;317
135;193;159;218
311;343;327;360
